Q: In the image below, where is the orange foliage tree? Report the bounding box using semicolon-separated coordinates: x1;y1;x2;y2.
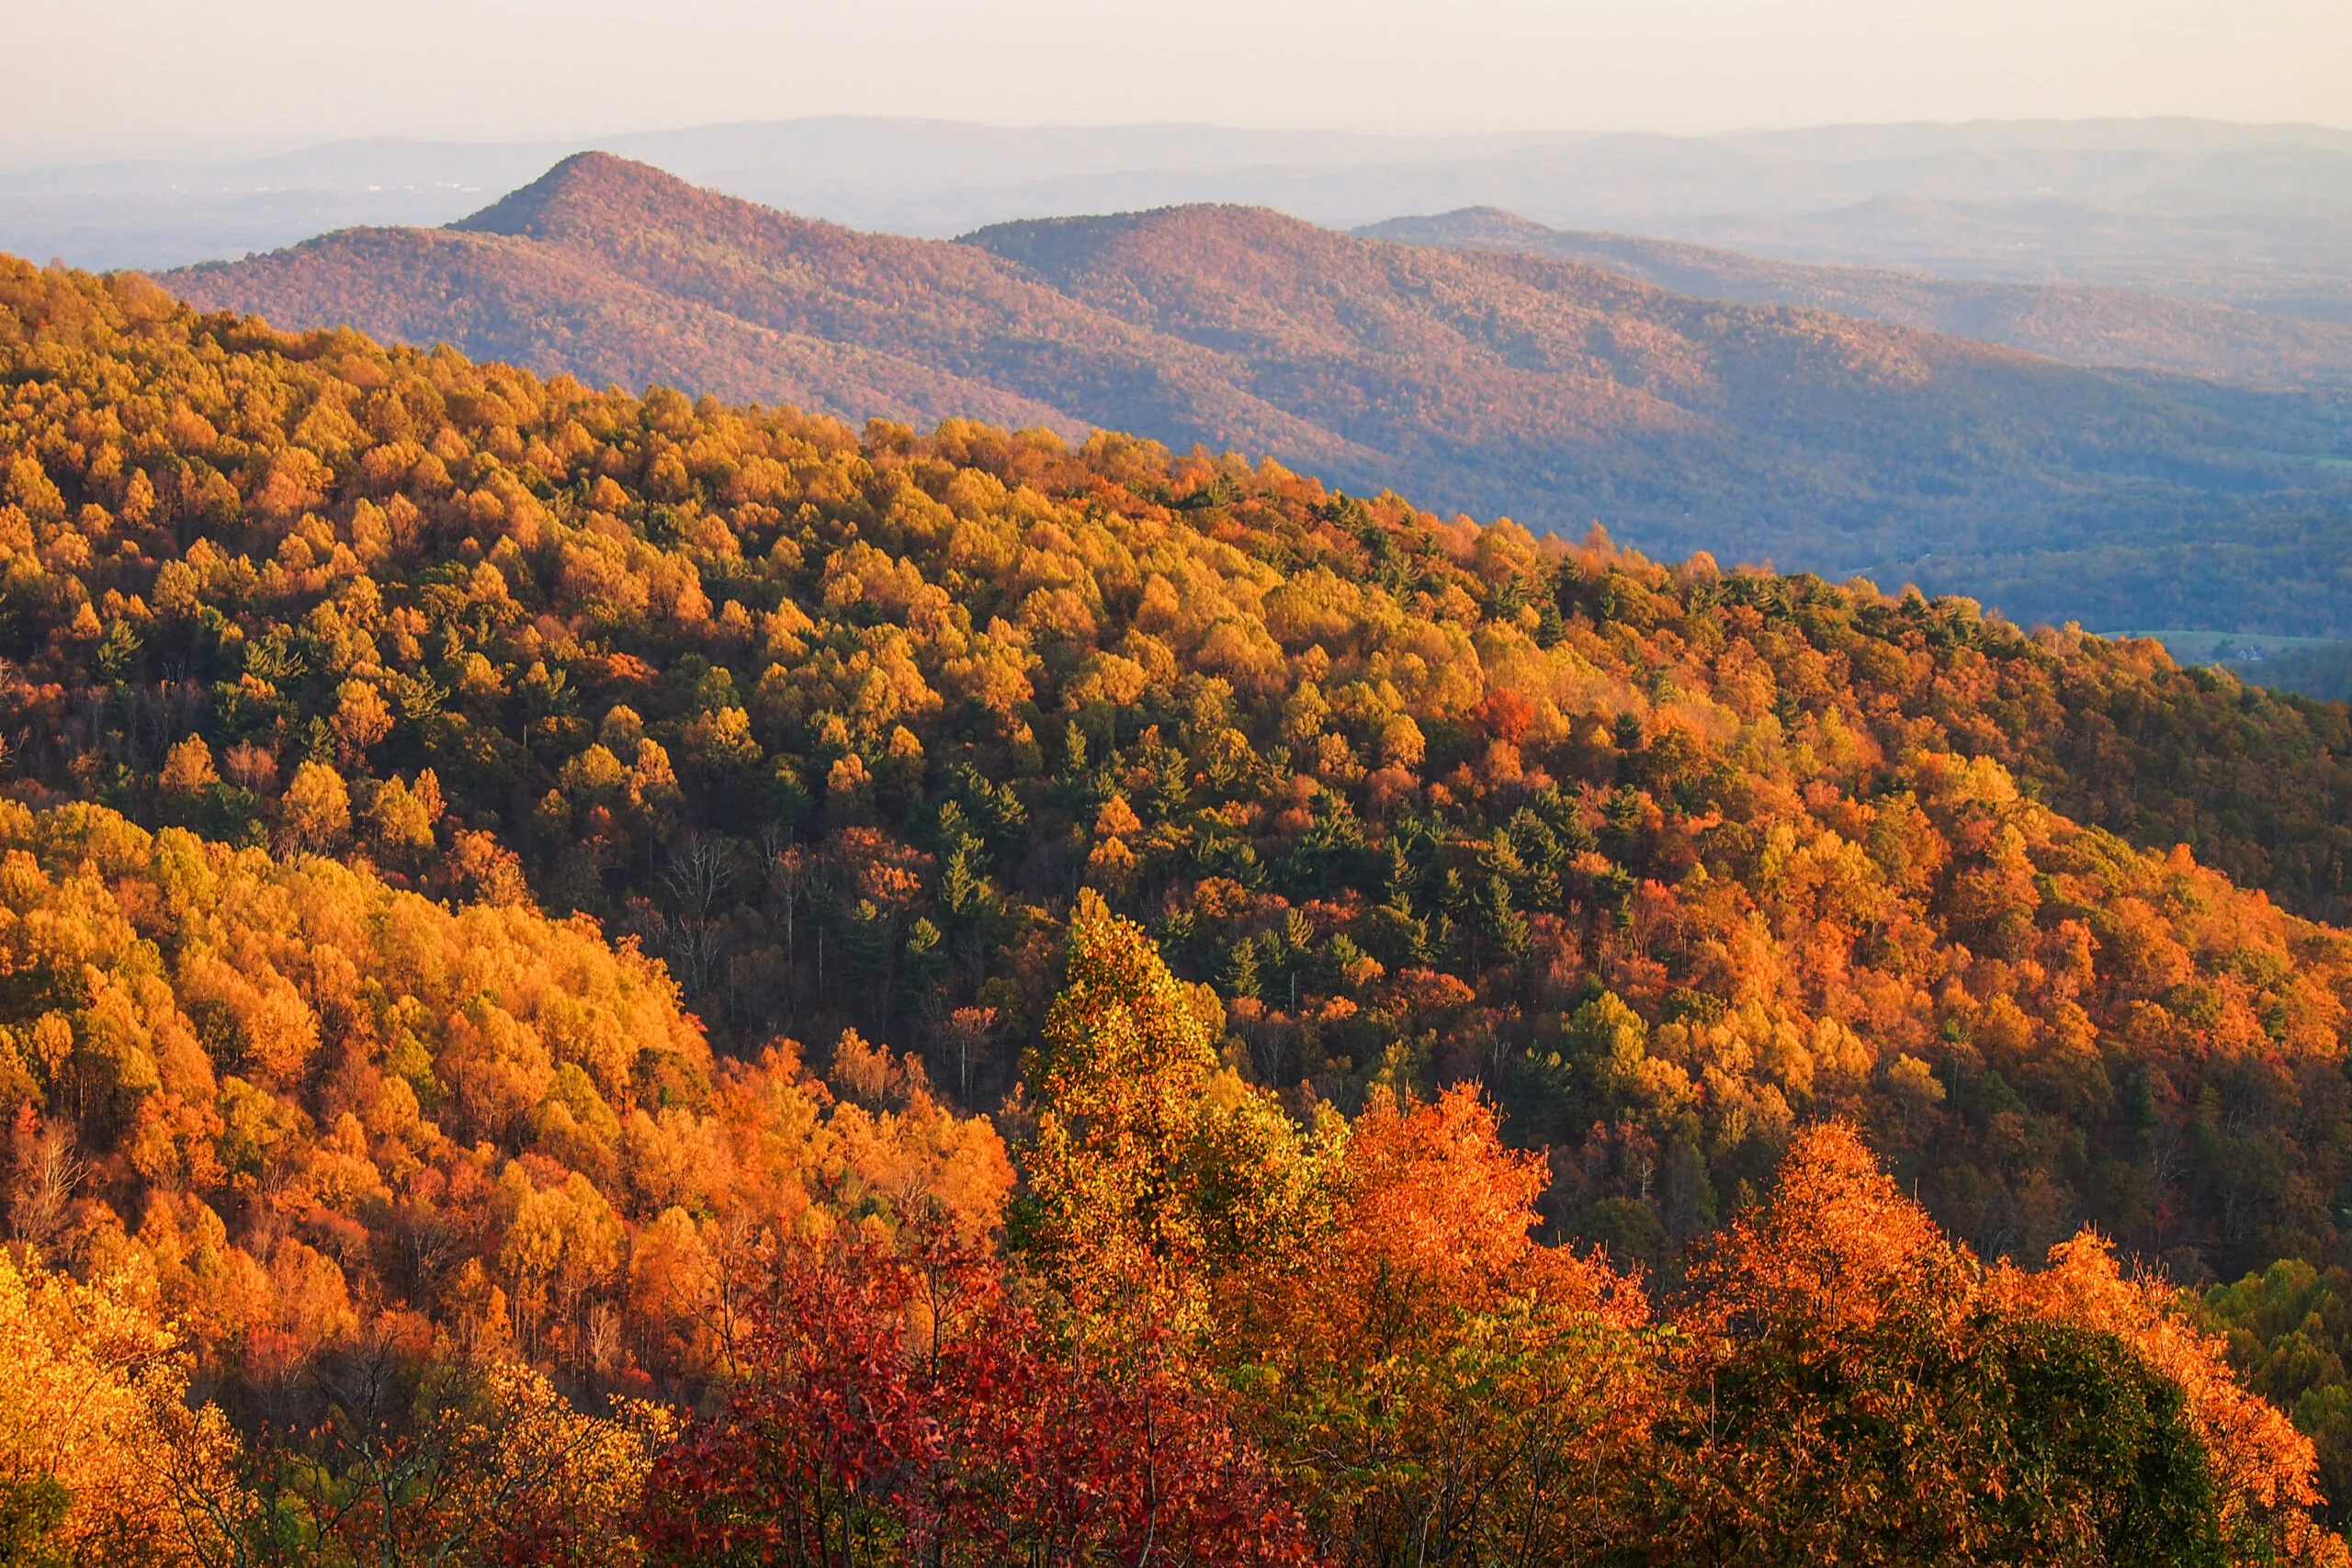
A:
1658;1122;2349;1567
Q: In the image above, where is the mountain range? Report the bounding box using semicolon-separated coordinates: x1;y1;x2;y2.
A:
1362;208;2352;389
15;114;2352;284
157;152;2352;637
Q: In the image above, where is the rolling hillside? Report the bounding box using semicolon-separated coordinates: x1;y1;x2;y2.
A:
1362;207;2352;389
164;222;1079;434
8;236;2352;1564
158;152;2352;635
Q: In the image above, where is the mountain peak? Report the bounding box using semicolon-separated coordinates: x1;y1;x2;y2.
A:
450;151;705;239
1355;207;1565;248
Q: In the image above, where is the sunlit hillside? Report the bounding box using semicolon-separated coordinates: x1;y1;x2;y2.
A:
5;249;2352;1563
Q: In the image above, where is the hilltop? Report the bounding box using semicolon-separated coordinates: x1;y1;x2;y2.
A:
159;153;2352;637
21;113;2352;276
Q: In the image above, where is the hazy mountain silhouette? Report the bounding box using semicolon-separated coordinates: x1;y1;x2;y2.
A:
27;113;2352;274
1361;207;2352;389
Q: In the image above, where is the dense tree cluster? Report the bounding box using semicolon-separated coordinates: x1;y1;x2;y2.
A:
6;902;2346;1566
0;799;1006;1398
4;254;2352;1562
2233;643;2352;705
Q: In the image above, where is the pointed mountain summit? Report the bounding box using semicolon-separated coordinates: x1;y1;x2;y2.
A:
447;149;674;242
156;155;2352;630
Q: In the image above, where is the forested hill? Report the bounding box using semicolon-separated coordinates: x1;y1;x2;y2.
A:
168;153;1383;487
9;247;2352;1238
10;254;2352;1562
1360;206;2352;390
159;152;2352;637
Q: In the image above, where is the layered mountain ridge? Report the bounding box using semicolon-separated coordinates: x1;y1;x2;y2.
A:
159;152;2352;635
1361;206;2352;389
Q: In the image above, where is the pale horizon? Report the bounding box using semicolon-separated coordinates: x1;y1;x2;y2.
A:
15;111;2352;179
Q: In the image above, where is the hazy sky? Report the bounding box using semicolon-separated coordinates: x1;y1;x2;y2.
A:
6;0;2348;165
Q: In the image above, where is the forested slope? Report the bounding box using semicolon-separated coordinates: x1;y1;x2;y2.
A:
158;223;1084;437
6;253;2352;1562
10;251;2352;1262
174;154;1385;486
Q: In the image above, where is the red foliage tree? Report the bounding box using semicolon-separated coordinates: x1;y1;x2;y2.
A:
638;1228;1315;1567
1474;687;1534;747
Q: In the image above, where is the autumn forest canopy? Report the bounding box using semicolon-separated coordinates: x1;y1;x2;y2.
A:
7;252;2352;1564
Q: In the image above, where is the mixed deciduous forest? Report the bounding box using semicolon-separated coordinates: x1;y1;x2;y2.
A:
2230;643;2352;704
6;253;2352;1562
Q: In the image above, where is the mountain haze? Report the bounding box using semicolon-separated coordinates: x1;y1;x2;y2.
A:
22;114;2352;276
1653;195;2352;322
1362;207;2352;389
160;153;2352;635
